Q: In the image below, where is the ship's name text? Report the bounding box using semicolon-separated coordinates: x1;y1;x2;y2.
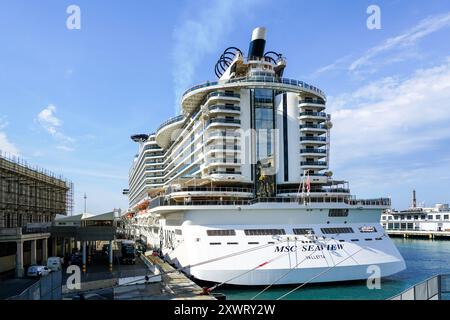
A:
274;244;344;253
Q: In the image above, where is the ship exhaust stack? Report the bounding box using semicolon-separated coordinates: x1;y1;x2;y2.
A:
248;27;266;59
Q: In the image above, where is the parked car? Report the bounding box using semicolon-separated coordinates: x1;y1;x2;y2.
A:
27;265;51;277
47;257;62;271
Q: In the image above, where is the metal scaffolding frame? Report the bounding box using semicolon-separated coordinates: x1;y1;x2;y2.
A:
0;151;73;229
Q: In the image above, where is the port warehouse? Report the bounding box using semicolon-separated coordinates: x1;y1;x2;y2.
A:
0;153;73;276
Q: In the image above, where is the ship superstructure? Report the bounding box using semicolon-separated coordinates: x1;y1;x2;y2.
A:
125;27;405;286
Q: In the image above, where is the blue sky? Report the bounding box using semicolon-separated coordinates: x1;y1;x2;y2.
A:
1;0;450;213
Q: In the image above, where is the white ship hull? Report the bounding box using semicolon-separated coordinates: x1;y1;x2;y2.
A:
132;204;406;286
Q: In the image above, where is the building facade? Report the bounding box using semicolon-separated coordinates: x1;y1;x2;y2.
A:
0;153;73;277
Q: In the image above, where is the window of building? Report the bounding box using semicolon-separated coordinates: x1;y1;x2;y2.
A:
428;215;433;220
436;215;441;220
444;215;449;220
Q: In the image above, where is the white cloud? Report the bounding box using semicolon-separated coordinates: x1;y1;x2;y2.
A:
310;55;352;79
56;145;75;152
0;132;19;156
37;105;61;135
328;57;450;168
349;12;450;73
312;12;450;79
171;0;258;114
36;104;75;150
0;117;19;156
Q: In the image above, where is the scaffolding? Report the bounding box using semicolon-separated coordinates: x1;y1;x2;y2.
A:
0;151;73;229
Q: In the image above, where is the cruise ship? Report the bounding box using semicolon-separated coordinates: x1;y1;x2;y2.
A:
125;27;406;286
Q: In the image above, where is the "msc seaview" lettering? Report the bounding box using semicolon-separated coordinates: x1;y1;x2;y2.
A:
275;244;344;253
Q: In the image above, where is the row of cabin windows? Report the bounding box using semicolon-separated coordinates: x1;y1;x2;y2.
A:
206;227;371;236
383;214;449;221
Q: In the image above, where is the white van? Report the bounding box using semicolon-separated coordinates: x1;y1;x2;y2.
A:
47;257;62;271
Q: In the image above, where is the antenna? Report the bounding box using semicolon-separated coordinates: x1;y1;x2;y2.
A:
84;193;87;213
412;190;417;208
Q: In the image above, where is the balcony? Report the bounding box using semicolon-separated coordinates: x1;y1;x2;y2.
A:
299;111;327;118
301;161;328;167
207;130;241;139
206;145;241;152
208;118;241;126
299;99;326;105
208;170;242;175
208;104;241;114
300;136;327;144
300;148;327;154
206;92;241;104
299;124;327;131
207;91;240;99
206;158;241;165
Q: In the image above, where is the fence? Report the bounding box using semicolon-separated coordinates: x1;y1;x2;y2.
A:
8;271;62;300
389;274;450;300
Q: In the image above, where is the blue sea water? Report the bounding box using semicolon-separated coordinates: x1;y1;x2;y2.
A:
220;238;450;300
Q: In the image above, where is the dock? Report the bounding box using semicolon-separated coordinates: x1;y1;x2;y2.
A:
144;254;216;300
386;230;450;239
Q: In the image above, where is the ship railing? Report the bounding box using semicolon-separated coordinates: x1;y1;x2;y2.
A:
182;76;326;100
300;136;327;142
207;92;241;99
206;130;241;139
207;104;241;112
148;195;390;209
167;186;254;194
155;115;185;133
277;188;350;194
299;111;327;117
299;99;326;105
301;161;328;166
299;124;327;130
300;149;327;154
206;145;241;152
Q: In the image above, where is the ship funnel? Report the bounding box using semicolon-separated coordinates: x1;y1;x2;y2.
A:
248;27;266;59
